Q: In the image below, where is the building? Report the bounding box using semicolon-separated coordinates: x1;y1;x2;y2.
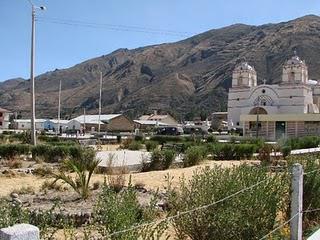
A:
14;119;46;131
227;54;320;140
0;108;12;129
138;112;178;125
43;119;69;132
133;120;168;131
71;114;134;132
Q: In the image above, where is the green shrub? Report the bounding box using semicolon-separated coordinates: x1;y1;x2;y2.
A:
183;146;205;167
210;143;256;160
145;149;176;171
0;144;30;160
286;136;320;150
167;165;289;240
128;141;143;151
134;135;144;142
206;135;217;143
94;183;167;239
150;135;183;144
281;145;291;159
145;141;158;152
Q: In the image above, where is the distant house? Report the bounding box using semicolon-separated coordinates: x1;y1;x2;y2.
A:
138;112;178;125
14;119;46;130
71;114;134;132
0;108;12;129
133;120;168;131
43;119;69;132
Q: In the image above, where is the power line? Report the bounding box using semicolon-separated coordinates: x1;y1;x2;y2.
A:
36;16;196;37
108;178;269;237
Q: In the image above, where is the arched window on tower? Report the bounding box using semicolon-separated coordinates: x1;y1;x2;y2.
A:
289;72;295;82
238;76;243;85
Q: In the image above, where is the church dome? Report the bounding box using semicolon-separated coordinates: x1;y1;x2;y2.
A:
286;55;304;65
235;62;254;71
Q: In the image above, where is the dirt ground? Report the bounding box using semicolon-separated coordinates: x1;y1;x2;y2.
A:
0;160;258;197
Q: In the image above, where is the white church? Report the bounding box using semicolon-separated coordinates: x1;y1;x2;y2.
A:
227;54;320;140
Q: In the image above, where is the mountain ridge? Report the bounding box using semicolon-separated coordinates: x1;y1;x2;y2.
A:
2;15;320;120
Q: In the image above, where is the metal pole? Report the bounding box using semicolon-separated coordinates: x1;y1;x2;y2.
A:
30;5;36;145
83;108;86;133
98;71;102;133
57;79;61;135
290;163;303;240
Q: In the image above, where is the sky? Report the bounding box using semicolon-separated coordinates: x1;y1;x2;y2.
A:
1;0;320;81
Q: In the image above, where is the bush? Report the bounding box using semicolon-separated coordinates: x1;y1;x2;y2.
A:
145;149;176;171
206;135;217;143
167;165;289;240
183;146;206;167
286;136;320;150
127;141;143;151
145;141;158;152
150;135;183;144
0;144;30;160
32;144;83;163
281;145;291;159
134;135;144;142
212;144;256;160
94;182;167;239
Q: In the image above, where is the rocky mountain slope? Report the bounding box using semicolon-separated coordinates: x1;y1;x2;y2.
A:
2;15;320;120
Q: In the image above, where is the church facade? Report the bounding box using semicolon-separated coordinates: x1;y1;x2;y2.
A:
227;55;320;140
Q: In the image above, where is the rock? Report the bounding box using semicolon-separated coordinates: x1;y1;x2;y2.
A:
10;193;19;199
0;224;40;240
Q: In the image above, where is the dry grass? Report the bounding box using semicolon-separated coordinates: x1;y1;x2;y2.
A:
0;160;257;197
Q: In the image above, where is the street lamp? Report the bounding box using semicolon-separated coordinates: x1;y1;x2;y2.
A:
27;0;46;145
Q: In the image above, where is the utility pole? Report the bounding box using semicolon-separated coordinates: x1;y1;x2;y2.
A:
27;0;46;145
256;95;260;138
57;79;61;135
98;71;102;133
30;4;36;145
83;108;86;133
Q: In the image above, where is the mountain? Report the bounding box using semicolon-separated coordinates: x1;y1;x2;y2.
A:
2;15;320;120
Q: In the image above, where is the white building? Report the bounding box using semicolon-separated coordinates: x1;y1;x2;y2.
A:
14;119;46;131
43;119;69;132
227;54;320;140
0;108;12;129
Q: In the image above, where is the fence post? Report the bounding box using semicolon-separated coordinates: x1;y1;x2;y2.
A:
290;163;303;240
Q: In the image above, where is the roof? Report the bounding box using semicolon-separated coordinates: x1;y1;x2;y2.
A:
286;55;304;65
234;62;255;71
14;119;47;123
45;119;70;124
134;120;168;126
212;112;228;115
71;114;121;124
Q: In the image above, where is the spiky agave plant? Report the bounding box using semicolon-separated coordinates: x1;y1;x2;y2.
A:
53;147;101;199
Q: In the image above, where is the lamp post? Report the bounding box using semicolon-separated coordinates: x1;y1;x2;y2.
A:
27;0;46;145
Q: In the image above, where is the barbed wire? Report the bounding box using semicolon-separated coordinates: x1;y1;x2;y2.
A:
304;168;320;176
108;178;269;236
258;212;299;240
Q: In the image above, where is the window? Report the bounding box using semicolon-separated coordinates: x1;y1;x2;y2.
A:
262;89;266;94
236;122;240;126
237;98;240;101
289;72;295;81
0;122;2;126
238;76;243;85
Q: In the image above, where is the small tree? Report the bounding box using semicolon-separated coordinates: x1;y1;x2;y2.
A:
53;147;100;199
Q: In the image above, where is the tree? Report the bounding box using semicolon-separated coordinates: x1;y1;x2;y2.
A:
53;147;100;199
